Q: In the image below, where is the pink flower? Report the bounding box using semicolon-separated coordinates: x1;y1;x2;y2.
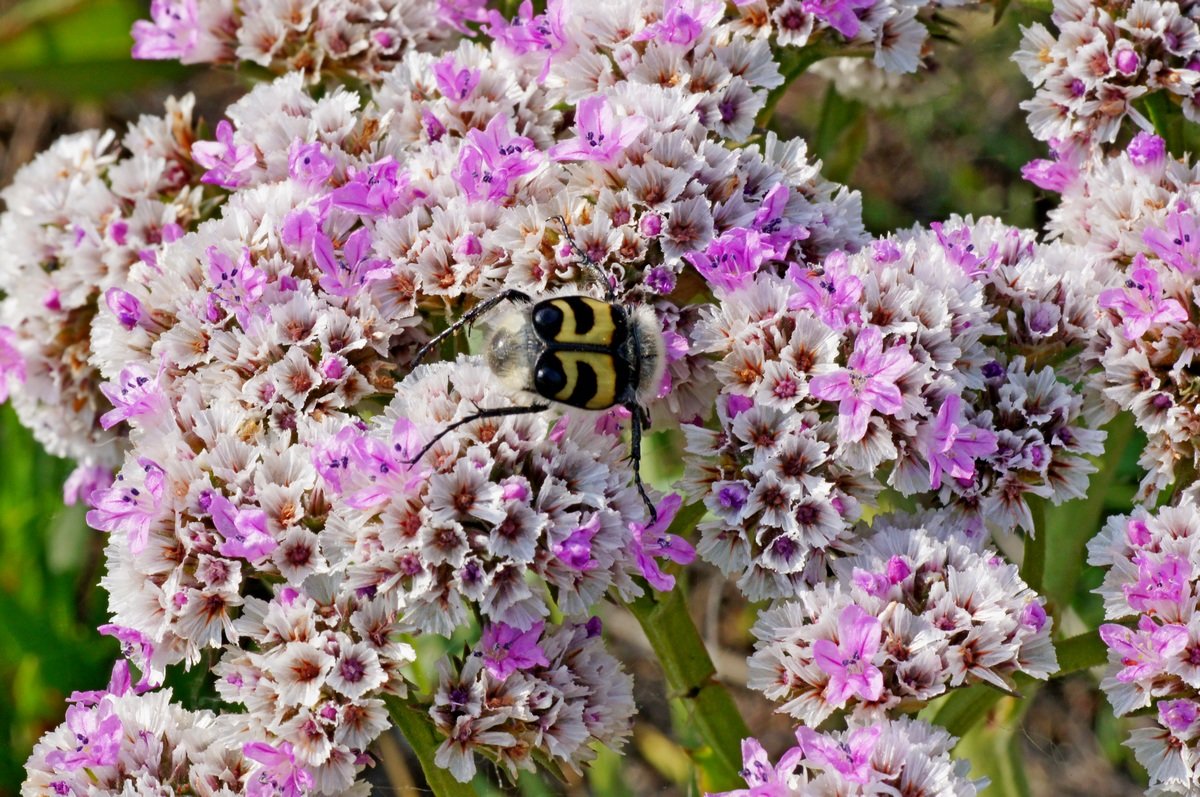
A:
630;493;695;591
99;364;168;430
486;0;569;79
920;394;999;489
192;120;256;188
634;0;723;46
433;55;482;102
1021;138;1082;193
685;228;774;292
554;514;601;571
438;0;489;33
478;621;550;679
1098;261;1188;339
98;624;159;690
454;115;543;203
63;465;114;507
0;325;25;403
86;459;166;554
43;699;122;770
809;326;914;443
1144;207;1200;274
851;555;911;597
549;95;648;164
287;140;335;186
243;741;314;797
932;221;995;277
786;251;863;330
203;491;277;563
1159;700;1200;734
207;246;266;325
131;0;200;60
709;737;803;797
330;158;415;217
812;604;884;707
105;287;145;330
1100;616;1189;683
752;184;810;258
312;228;391;298
314;421;424;507
802;0;874;38
1124;554;1189;612
795;725;880;784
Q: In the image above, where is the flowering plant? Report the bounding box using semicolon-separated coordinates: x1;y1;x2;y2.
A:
3;0;1200;794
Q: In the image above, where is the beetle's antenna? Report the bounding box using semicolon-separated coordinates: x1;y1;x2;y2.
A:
551;214;616;302
410;288;532;369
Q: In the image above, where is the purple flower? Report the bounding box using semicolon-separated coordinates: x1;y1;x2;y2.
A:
630;493;695;591
131;0;200;60
192;120;256;188
105;287;145;330
634;0;723;46
486;0;569;79
43;699;122;770
433;55;482;102
1159;700;1200;735
86;459;165;554
786;250;862;330
644;265;677;294
287;139;335;186
809;325;914;443
244;741;314;797
478;621;550;679
438;0;489;33
0;325;25;403
315;422;424;507
802;0;873;37
752;184;810;258
1098;261;1188;339
312;228;390;298
554;514;601;570
710;737;803;797
204;491;277;563
1124;554;1189;612
98;624;158;690
1128;132;1166;168
796;724;880;784
685;227;773;292
63;464;114;506
330;157;414;217
1144;207;1200;274
98;363;167;431
1022;601;1048;632
1100;616;1189;683
932;221;995;277
549;95;648;164
920;394;999;489
812;604;884;707
207;246;267;325
454;115;543;203
852;555;911;597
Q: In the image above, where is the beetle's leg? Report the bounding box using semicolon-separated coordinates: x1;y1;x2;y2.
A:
625;400;658;525
411;289;532;369
404;403;551;466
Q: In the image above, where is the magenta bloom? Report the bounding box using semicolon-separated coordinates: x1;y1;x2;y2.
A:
312;228;390;298
809;325;914;443
795;725;880;784
86;459;165;554
207;246;266;325
932;221;996;277
478;621;550;679
554;514;601;571
486;0;568;79
752;184;809;258
63;464;114;507
1021;138;1082;193
852;555;911;597
287;140;335;186
786;251;863;330
0;325;25;403
131;0;200;60
454;115;543;203
330;158;415;217
99;364;168;430
685;228;773;293
438;0;489;32
921;394;999;489
549;95;648;164
634;0;723;46
204;491;276;563
1128;132;1167;168
244;741;314;797
44;700;122;771
192;120;256;188
105;287;145;330
314;421;424;507
1123;554;1189;612
98;624;159;690
1159;699;1200;734
802;0;873;37
630;493;695;591
1100;616;1189;683
1098;261;1188;339
709;737;804;797
1144;207;1200;274
433;55;482;102
812;604;884;707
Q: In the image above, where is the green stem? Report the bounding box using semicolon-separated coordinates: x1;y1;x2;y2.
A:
383;694;478;797
1020;496;1047;594
626;586;750;791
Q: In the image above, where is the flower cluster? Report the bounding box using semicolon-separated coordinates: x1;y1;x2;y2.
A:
747;512;1057;726
22;663;306;796
1088;497;1200;795
731;0;980;75
709;715;983;797
1013;0;1200;147
0;96;203;475
131;0;465;80
431;617;635;782
679;215;1102;598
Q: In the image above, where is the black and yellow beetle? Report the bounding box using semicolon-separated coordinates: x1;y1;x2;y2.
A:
406;217;666;522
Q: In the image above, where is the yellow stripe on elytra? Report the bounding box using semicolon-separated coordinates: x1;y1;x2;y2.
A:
554;351;618;410
549;297;617;345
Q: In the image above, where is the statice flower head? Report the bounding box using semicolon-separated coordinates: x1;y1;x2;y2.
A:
748;513;1057;726
709;716;984;797
431;618;634;782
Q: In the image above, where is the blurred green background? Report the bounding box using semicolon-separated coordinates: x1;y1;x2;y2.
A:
0;1;1150;795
